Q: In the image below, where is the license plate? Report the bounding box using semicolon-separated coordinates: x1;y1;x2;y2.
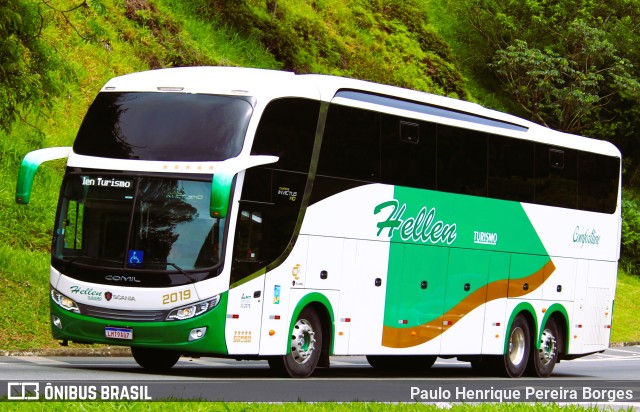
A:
105;327;133;340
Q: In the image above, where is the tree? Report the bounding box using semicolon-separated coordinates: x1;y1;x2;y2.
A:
448;0;640;132
0;0;62;131
490;22;640;134
445;0;640;186
0;0;106;133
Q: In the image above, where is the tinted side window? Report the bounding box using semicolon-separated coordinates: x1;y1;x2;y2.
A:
232;97;318;285
578;152;619;213
380;115;437;189
231;207;264;286
535;145;577;209
251;98;320;172
488;135;535;202
318;105;379;181
231;171;309;286
437;125;487;196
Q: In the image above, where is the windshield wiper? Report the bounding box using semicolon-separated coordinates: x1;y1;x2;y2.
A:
165;261;197;284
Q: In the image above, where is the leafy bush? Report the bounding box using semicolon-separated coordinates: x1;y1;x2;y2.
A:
0;0;70;132
201;0;468;97
621;189;640;276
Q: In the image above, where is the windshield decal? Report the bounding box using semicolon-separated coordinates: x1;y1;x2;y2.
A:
127;250;144;267
82;176;133;188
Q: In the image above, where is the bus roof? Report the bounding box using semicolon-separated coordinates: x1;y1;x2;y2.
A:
101;66;621;158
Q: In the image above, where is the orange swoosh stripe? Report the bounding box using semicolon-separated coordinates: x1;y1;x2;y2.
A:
381;260;556;348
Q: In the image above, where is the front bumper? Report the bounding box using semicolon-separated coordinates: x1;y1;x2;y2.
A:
49;293;228;355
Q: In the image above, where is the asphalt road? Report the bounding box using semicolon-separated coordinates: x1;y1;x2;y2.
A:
1;347;639;405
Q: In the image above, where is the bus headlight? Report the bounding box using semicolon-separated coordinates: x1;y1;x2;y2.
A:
51;289;80;313
166;295;220;321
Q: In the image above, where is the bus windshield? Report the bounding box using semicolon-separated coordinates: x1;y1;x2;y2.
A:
54;174;224;272
73;92;253;161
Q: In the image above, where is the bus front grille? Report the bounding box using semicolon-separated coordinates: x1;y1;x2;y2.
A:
78;304;167;322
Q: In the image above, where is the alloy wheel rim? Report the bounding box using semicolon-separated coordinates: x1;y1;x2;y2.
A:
508;327;526;366
291;319;316;365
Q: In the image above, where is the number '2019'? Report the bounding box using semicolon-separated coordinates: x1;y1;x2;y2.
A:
162;290;191;304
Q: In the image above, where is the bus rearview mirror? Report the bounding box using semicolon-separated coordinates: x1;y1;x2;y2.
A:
210;172;234;218
209;155;279;218
16;147;72;204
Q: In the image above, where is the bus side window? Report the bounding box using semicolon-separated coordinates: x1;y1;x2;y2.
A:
250;98;319;173
63;199;84;251
380;115;437;189
318;104;379;182
231;98;318;286
578;152;619;214
238;210;263;263
535;145;577;209
230;169;307;286
437;124;488;197
488;135;535;203
231;168;271;286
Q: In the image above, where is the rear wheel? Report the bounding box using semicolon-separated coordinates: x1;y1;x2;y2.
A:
366;355;436;371
527;317;560;377
131;347;180;372
268;307;322;378
492;314;530;377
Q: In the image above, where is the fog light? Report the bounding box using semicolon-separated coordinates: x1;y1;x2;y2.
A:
189;327;207;341
52;316;62;329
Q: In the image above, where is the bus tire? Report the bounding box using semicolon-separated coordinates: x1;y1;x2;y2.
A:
268;307;322;378
131;347;180;371
500;314;531;377
366;355;436;371
527;317;560;377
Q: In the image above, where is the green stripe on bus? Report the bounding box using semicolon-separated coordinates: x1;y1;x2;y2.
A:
380;187;551;347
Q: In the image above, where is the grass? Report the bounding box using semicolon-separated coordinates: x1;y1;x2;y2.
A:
156;0;282;69
611;269;640;343
0;244;54;349
1;402;632;411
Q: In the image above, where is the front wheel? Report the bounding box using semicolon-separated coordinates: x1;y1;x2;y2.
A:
527;317;560;377
131;347;180;372
268;307;322;378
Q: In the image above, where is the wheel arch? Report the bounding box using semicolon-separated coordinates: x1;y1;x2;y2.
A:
504;302;538;355
289;292;335;367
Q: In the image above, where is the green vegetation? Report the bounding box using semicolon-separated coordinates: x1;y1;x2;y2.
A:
196;0;467;97
621;190;640;276
0;243;50;349
611;269;640;344
432;0;640;136
1;0;639;355
1;402;632;411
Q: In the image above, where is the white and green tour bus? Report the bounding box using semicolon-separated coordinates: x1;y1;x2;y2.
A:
16;67;621;378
